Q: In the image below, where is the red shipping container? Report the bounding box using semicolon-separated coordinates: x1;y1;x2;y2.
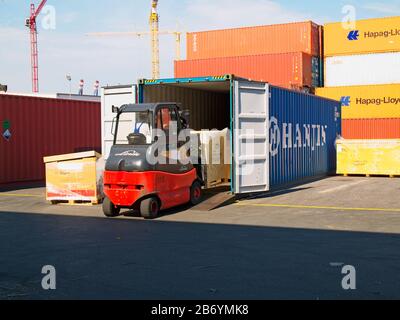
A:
175;52;319;89
342;119;400;139
187;21;321;60
0;94;101;187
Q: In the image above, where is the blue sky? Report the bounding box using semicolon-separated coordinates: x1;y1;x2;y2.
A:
1;0;400;93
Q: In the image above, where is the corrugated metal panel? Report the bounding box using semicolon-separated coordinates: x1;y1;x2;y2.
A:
325;52;400;87
324;16;400;57
337;139;400;176
1;92;101;102
140;82;230;131
175;52;320;89
187;21;320;60
0;94;101;186
342;118;400;139
316;84;400;119
269;86;341;189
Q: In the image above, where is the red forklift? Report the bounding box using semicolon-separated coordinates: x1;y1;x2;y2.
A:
102;103;202;219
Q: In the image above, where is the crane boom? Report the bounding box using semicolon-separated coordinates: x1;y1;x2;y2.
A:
26;0;47;93
87;30;182;61
34;0;47;17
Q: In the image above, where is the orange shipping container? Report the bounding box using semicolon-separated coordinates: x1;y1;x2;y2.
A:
175;52;320;89
187;21;321;60
342;119;400;139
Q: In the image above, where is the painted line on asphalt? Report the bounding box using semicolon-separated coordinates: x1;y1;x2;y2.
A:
235;202;400;213
318;180;368;194
0;193;42;198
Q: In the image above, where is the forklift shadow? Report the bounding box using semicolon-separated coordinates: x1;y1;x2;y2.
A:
121;184;314;219
122;186;236;219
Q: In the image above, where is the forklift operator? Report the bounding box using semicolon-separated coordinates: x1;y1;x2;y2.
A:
132;111;152;144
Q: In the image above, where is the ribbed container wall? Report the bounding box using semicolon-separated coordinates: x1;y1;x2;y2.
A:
141;84;230;131
342;119;400;139
324;16;400;57
0;94;101;186
316;84;400;120
325;52;400;87
269;86;341;189
187;21;320;60
175;52;320;89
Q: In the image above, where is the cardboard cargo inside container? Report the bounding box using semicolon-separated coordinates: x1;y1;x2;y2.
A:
190;129;231;188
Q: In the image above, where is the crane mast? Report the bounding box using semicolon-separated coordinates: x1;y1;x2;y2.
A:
26;0;47;93
88;0;183;79
150;0;160;79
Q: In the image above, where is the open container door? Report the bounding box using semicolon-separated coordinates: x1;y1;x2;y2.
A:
233;80;270;194
101;85;137;159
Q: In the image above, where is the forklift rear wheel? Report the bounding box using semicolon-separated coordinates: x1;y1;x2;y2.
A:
102;197;121;217
140;197;159;219
190;181;202;205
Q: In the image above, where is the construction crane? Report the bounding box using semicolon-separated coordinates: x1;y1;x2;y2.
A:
150;0;160;79
87;0;183;79
87;30;182;62
25;0;47;93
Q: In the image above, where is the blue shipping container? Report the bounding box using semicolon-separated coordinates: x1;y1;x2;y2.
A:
138;75;341;194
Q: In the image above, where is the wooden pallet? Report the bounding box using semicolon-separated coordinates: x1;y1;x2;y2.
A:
340;174;399;178
205;178;231;189
49;199;101;206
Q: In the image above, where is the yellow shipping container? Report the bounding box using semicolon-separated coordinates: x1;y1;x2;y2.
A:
43;151;103;204
316;84;400;119
324;16;400;56
337;139;400;176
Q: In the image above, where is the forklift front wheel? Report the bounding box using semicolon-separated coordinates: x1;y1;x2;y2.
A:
190;181;202;206
102;197;121;218
140;197;159;219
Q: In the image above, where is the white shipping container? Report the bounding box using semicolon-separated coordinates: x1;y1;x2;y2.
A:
101;85;137;159
325;52;400;87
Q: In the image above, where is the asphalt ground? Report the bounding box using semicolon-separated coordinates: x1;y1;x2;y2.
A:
0;176;399;299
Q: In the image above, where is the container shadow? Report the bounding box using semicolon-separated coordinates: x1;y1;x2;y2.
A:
1;210;399;300
123;185;233;218
0;182;44;192
239;175;334;201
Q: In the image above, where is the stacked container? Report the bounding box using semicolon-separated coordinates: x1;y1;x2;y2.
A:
316;16;400;176
175;21;323;91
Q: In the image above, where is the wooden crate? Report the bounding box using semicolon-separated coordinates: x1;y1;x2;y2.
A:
43;151;103;205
